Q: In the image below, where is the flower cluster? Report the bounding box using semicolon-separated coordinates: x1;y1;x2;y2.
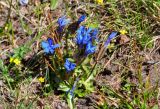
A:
41;15;98;74
38;14;128;109
76;26;98;55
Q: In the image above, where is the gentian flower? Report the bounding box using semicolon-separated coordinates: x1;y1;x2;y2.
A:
108;31;119;39
85;42;96;55
47;37;54;45
86;28;93;34
76;26;85;45
76;34;83;45
19;0;28;6
64;59;76;72
76;26;98;56
77;15;86;24
76;26;93;45
77;26;86;36
82;28;92;45
57;16;70;32
41;37;60;54
104;31;119;47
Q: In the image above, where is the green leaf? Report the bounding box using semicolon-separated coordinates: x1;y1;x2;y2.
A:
58;82;70;92
75;89;86;97
82;65;90;75
152;105;158;109
81;56;90;65
50;0;58;10
138;35;153;49
83;82;94;92
0;60;4;71
8;78;14;82
0;27;3;35
13;45;30;59
67;58;75;62
0;60;8;74
74;66;82;73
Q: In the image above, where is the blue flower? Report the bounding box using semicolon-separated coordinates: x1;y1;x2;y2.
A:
68;78;79;98
19;0;28;6
82;34;91;45
76;26;85;45
91;29;99;40
41;38;60;54
82;28;92;45
64;59;76;72
76;34;83;45
108;31;118;39
47;37;54;45
77;15;86;24
76;26;92;45
77;26;86;35
85;42;96;55
76;26;98;56
57;16;70;32
104;31;118;47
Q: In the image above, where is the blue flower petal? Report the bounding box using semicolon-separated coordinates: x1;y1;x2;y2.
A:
19;0;28;6
57;16;70;33
76;34;83;45
108;31;118;40
77;15;86;24
104;39;111;47
76;26;93;45
70;63;76;70
44;48;50;54
91;29;98;40
48;47;54;54
64;59;76;72
82;34;91;45
76;26;98;54
76;26;85;45
57;16;70;28
51;44;60;49
41;38;60;54
85;42;96;55
77;26;85;35
86;28;92;34
104;31;118;47
47;37;54;46
41;41;49;50
64;59;71;71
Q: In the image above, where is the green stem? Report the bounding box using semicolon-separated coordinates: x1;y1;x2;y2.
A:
67;97;74;109
85;61;97;83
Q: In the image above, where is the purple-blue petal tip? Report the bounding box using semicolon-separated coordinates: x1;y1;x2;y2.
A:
77;15;86;24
